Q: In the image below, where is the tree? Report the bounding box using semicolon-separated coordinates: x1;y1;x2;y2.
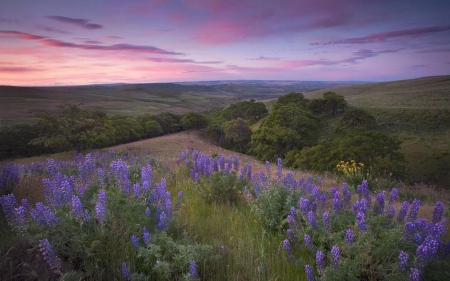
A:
32;104;108;153
224;118;252;152
274;92;309;110
251;104;319;161
180;112;209;130
337;108;377;132
308;92;347;117
285;131;406;178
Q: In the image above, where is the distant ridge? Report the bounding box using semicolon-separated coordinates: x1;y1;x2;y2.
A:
304;75;450;109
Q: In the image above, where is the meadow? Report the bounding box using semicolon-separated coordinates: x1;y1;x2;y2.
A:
1;133;449;280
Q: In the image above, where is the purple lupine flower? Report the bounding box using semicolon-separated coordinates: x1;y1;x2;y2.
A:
389;188;399;205
308;211;318;230
157;212;168;230
287;215;295;229
220;245;226;253
432;201;444;223
276;158;282;179
386;205;396;224
408;199;421;222
403;221;415;240
429;222;445;239
0;193;18;220
286;229;295;241
356;212;367;232
342;183;351;209
95;202;106;225
323;212;331;233
143;227;150;246
331;246;340;272
305;264;316;281
398;251;408;271
373;192;385;215
194;172;200;183
409;268;421;281
415;237;439;267
82;209;91;222
397;201;410;223
316;251;325;276
30;202;59;227
304;234;315;252
133;183;141;198
131;235;140;249
333;197;341;214
233;155;239;171
189;261;198;279
21;198;29;210
71;195;83;220
122;262;131;280
13;206;27;228
145;207;151;216
98;190;107;207
298;198;310;217
265;161;271;178
39;239;61;274
346;229;354;245
283;239;294;260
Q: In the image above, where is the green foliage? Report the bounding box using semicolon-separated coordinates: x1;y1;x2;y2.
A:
251;104;319;161
196;172;245;205
274;92;309;109
336;108;377;133
308;92;347;117
138;114;164;138
135;231;218;281
250;184;300;232
223;118;252;152
285;131;407;180
221;99;268;123
180;112;209;130
32;104;109;153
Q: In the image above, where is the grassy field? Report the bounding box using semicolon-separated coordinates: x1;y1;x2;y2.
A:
0;80;357;126
304;75;450;109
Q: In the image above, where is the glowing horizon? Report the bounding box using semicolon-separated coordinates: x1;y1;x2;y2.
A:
1;0;449;86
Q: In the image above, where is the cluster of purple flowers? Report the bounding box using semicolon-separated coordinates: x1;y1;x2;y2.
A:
111;159;131;196
0;162;20;193
39;238;61;274
42;173;76;209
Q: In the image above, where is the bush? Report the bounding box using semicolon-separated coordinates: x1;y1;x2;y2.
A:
196;172;244;206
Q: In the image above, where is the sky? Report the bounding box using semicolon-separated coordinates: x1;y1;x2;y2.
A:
1;0;450;86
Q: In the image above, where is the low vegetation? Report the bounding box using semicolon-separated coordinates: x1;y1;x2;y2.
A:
1;149;449;280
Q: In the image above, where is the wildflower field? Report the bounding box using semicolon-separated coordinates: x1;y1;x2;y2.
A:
1;149;449;280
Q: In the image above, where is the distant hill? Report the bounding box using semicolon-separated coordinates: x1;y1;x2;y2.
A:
0;80;360;125
304;75;450;109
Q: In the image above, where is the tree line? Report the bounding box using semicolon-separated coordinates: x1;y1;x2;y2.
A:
0;93;406;179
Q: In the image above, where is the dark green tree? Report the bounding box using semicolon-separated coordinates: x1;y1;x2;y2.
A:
180;112;209;130
224;118;252;152
32;104;108;153
251;104;319;161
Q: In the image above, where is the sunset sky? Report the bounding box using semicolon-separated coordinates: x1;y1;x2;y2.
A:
1;0;449;86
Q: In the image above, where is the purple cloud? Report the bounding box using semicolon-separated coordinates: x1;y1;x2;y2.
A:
312;25;450;45
0;30;183;55
106;35;123;39
35;25;71;34
45;16;103;30
147;57;221;64
84;40;103;44
248;56;281;61
282;48;402;68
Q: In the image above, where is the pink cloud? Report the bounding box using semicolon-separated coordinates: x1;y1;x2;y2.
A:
0;30;183;55
146;57;222;64
312;25;450;45
45;16;103;30
106;35;123;39
0;66;42;73
35;25;71;34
